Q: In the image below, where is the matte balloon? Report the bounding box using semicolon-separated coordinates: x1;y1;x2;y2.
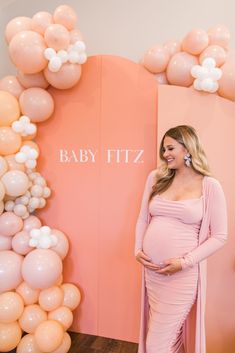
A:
16;281;40;305
48;306;73;330
51;229;69;259
32;11;53;35
44;24;70;51
0;180;5;201
1;170;29;197
0;90;20;126
143;45;170;74
16;333;42;353
4;154;25;172
208;25;230;49
12;231;32;255
44;63;82;89
154;72;168;85
0;291;24;323
166;52;198;87
0;156;8;177
218;62;235;101
23;215;42;232
39;286;64;311
0;251;23;292
19;88;54;122
0;127;21;155
163;40;181;58
70;29;83;44
22;249;63;289
17;71;49;89
0;321;22;352
0;234;12;251
5;16;32;43
53;5;77;30
199;45;226;67
0;201;4;216
61;283;81;310
0;212;23;236
0;76;24;98
34;320;64;352
182;29;208;55
50;332;71;353
9;31;47;74
18;304;47;333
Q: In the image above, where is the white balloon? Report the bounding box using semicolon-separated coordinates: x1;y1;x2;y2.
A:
38;198;46;208
38;236;51;249
25;124;37;135
30;228;40;238
15;152;27;163
21;145;31;153
209;81;219;93
20;116;30;124
191;65;201;78
29;238;37;247
68;51;79;64
43;187;51;198
77;53;87;64
44;47;56;60
20;195;29;205
35;177;46;187
74;40;86;52
202;57;216;69
41;226;51;235
57;50;68;63
5;200;14;212
12;121;24;133
28;149;38;159
14;204;27;217
193;79;202;91
26;159;37;169
48;57;62;72
31;184;43;197
28;197;40;209
201;78;214;92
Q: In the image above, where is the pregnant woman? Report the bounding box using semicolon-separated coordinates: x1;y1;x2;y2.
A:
135;125;227;353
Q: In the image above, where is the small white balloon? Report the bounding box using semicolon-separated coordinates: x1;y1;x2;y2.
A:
44;47;56;60
39;236;51;249
5;200;14;212
57;50;68;63
77;53;87;64
28;149;38;159
48;56;62;72
15;152;27;163
74;40;86;52
25;124;37;135
14;204;27;217
193;79;202;91
202;57;216;69
41;226;51;235
12;121;24;133
38;198;46;208
29;238;38;247
20;195;29;205
201;78;214;92
31;184;43;197
30;228;41;238
35;177;46;187
43;187;51;198
20;116;30;124
68;51;79;64
28;197;40;209
26;159;37;169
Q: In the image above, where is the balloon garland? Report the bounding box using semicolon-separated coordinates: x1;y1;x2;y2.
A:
0;5;85;353
141;25;235;102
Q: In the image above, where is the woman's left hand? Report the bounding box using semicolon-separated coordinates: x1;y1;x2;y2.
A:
155;258;182;276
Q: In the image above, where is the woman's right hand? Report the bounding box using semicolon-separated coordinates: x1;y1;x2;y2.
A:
136;250;161;270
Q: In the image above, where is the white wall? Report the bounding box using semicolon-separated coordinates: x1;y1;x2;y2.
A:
0;0;235;77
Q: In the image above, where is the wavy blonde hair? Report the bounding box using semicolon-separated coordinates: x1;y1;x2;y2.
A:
150;125;211;200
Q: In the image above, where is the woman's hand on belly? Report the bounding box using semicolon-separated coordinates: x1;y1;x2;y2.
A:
155;258;182;276
136;250;161;270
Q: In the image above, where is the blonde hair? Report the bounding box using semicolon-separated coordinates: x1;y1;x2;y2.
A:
150;125;211;200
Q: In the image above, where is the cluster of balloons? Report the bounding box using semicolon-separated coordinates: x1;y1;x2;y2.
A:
0;4;83;353
141;25;235;102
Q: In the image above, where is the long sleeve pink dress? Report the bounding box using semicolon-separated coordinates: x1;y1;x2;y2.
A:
135;170;227;353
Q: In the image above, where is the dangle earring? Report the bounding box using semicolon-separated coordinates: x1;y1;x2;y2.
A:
184;153;192;167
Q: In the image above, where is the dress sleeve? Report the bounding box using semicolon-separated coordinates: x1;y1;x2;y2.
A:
181;179;228;269
134;170;156;256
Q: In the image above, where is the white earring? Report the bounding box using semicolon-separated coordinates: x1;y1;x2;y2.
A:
184;153;192;167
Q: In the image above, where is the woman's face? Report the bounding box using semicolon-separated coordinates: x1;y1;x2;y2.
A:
162;136;188;170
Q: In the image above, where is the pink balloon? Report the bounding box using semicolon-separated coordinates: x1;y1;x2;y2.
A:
53;5;77;30
18;304;47;333
16;333;42;353
9;31;47;74
0;76;24;98
44;24;70;51
218;62;235;102
0;212;23;236
0;234;12;251
12;231;32;255
44;63;82;89
0;291;24;323
17;71;49;89
70;29;83;44
31;11;53;35
199;45;227;67
5;16;32;43
34;320;64;352
39;286;64;311
154;72;168;85
163;40;181;58
19;87;54;122
51;229;69;259
0;127;22;155
16;281;40;305
50;332;71;353
23;215;42;232
1;171;29;197
182;29;209;55
0;321;22;352
143;45;170;74
48;306;73;331
61;283;81;310
0;251;23;292
22;249;63;289
166;52;198;87
4;154;25;172
208;25;230;49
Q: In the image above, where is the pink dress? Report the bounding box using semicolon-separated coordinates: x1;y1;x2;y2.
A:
135;170;228;353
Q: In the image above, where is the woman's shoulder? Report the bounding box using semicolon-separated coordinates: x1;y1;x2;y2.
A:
204;175;223;190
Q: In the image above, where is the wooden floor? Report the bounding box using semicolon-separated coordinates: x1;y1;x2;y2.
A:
10;332;138;353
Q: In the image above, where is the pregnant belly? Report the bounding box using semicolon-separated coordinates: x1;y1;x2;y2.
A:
143;217;198;265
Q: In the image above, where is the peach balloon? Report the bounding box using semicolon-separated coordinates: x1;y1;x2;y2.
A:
0;156;8;177
16;333;42;353
18;304;47;334
34;320;64;352
48;306;73;330
70;29;83;44
143;45;170;74
17;71;49;89
44;24;70;51
0;211;23;236
44;63;82;89
0;234;12;251
61;283;81;310
208;25;230;49
0;201;4;216
154;72;168;85
19;87;54;122
9;31;47;74
166;52;198;87
32;11;53;35
0;251;23;292
50;332;71;353
1;170;29;197
0;291;24;323
53;5;77;30
0;90;20;126
218;62;235;102
0;127;21;155
4;154;25;172
12;231;32;255
199;45;227;67
51;229;69;259
163;40;181;58
0;76;24;98
23;215;42;232
0;180;5;201
22;249;63;289
182;29;209;55
16;281;40;305
5;16;32;43
39;286;64;311
0;321;22;352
